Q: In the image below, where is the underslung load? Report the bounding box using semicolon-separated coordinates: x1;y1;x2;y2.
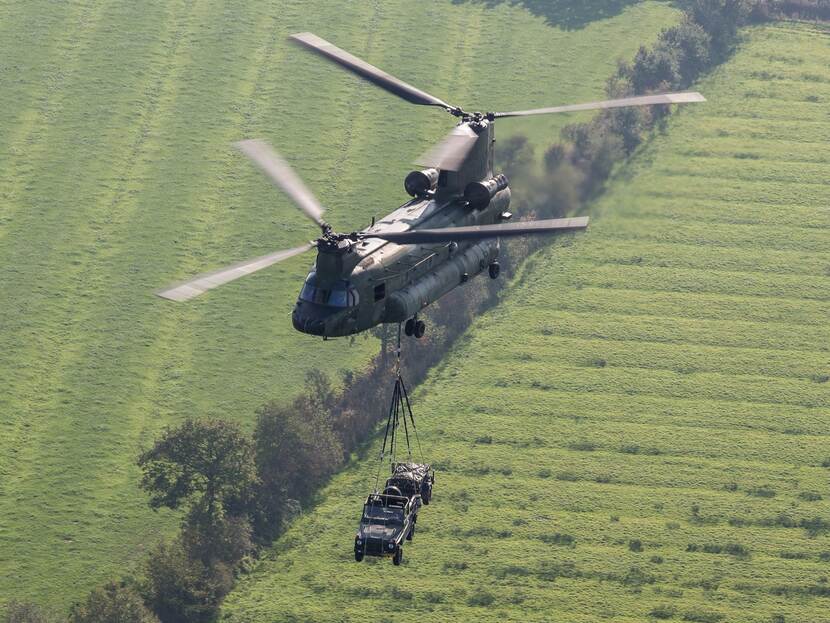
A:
354;372;434;565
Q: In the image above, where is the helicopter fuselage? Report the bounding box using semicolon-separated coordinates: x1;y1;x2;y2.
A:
292;121;510;338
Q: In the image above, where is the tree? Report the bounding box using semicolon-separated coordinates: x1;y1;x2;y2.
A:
142;540;233;623
252;372;343;540
662;19;711;85
137;418;258;527
685;0;752;60
69;581;159;623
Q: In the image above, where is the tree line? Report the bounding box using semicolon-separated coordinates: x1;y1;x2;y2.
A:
5;1;826;621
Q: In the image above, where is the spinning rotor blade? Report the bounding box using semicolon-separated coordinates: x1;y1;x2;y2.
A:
235;139;326;228
368;217;589;244
417;123;479;171
494;92;705;118
156;242;315;302
291;32;454;110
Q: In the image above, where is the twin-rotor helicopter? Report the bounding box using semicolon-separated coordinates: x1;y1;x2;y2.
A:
157;32;704;339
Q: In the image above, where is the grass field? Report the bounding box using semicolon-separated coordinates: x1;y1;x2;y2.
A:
0;0;682;609
222;22;830;623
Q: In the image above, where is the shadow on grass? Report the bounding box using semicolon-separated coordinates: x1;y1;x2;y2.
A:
451;0;661;29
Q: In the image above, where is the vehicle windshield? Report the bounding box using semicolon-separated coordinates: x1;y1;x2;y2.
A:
362;504;404;524
300;272;359;307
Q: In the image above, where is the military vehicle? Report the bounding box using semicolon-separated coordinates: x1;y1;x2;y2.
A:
386;462;434;509
354;491;416;565
157;32;704;339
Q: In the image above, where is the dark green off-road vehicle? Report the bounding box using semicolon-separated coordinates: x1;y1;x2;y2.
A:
354;491;415;565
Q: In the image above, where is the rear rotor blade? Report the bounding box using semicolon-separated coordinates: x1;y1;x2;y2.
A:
235;139;326;228
368;217;589;244
291;32;455;110
494;92;705;118
156;242;315;302
417;123;479;171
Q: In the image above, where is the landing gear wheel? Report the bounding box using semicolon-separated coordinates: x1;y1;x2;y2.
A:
489;261;501;280
407;524;415;541
393;546;403;565
414;320;426;339
404;318;415;336
355;551;364;562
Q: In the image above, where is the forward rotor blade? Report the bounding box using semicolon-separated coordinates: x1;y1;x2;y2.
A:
291;32;454;110
235;139;326;228
494;92;705;118
156;242;315;302
368;217;589;244
417;123;479;171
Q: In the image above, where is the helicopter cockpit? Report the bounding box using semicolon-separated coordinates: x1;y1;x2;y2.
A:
299;272;359;307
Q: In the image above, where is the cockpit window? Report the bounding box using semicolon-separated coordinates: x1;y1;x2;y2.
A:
300;272;359;307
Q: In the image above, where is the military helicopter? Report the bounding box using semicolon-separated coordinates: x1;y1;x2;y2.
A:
157;32;704;339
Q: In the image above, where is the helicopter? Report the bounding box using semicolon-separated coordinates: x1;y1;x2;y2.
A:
157;32;704;339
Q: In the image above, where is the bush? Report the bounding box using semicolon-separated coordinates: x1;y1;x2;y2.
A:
142;539;233;623
540;533;576;546
629;539;644;552
180;516;253;567
2;602;56;623
467;591;495;607
682;610;724;623
69;581;159;623
747;486;776;498
651;605;678;619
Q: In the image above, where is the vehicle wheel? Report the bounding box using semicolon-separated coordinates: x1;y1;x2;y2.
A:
414;320;426;339
393;546;403;566
355;551;364;562
423;491;431;505
407;524;415;541
404;318;415;336
489;261;500;279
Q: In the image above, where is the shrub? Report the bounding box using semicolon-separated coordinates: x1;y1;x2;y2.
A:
629;539;644;552
492;565;531;579
69;581;159;623
540;533;576;546
651;605;678;619
682;610;724;623
537;468;552;478
142;539;233;623
747;486;776;498
2;602;56;623
467;591;495;607
800;517;830;537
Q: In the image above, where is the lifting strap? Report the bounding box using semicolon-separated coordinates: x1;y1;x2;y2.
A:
374;323;425;493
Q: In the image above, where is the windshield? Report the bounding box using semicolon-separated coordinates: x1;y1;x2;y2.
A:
300;272;359;307
362;504;404;524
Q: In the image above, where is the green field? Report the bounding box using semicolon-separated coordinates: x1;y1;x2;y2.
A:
222;22;830;623
0;0;682;608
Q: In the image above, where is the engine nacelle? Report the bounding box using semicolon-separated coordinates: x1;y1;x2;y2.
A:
463;174;509;209
404;168;439;197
